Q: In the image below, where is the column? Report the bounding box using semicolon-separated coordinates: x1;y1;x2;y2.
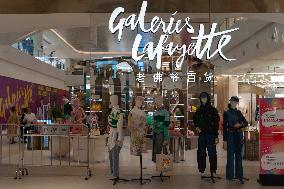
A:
216;76;238;113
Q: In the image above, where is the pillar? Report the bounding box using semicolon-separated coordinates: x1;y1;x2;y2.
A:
216;76;238;113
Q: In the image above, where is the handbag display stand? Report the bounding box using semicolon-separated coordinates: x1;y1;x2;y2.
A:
131;154;151;185
201;172;221;183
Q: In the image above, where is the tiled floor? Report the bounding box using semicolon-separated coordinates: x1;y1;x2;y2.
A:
0;136;280;188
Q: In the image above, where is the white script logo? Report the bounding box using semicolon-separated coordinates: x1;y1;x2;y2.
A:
109;1;239;69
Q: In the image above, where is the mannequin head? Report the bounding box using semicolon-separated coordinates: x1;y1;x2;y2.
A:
154;96;163;108
229;96;239;109
201;97;207;104
199;92;210;105
71;98;81;109
135;96;144;108
62;95;69;105
110;95;118;108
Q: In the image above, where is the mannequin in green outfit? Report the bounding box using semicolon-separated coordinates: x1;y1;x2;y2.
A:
108;95;128;185
152;96;169;162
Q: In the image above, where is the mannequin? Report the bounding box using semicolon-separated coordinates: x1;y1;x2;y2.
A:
62;95;72;121
71;98;85;133
128;96;147;156
223;96;248;183
128;96;150;185
151;96;170;182
108;95;128;185
152;96;169;162
193;92;220;182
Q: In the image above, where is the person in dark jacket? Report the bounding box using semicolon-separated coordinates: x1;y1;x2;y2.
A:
223;96;248;180
20;108;28;143
193;92;220;175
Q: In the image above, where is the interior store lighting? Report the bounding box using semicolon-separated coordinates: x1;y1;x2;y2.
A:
275;94;284;98
271;75;284;83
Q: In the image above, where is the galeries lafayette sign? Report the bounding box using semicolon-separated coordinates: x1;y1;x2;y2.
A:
108;1;239;69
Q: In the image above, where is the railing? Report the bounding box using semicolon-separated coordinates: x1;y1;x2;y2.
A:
0;124;92;180
11;43;65;71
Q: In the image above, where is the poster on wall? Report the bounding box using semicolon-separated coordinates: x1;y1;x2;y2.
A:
0;75;68;124
259;98;284;185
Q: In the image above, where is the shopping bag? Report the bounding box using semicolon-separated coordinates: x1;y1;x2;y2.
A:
156;148;174;172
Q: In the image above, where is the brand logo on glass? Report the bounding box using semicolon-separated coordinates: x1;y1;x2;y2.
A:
109;1;239;69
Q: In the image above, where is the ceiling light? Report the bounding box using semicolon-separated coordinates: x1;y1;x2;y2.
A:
275;94;284;98
271;75;284;83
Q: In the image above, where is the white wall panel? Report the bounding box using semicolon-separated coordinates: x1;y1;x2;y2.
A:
0;45;66;89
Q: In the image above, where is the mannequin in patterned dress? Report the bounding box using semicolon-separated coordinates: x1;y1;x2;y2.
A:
128;96;148;156
128;96;151;184
71;98;85;133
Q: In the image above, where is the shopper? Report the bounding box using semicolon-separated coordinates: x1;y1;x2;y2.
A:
20;107;37;141
7;106;19;144
223;96;248;180
193;92;220;175
62;94;72;121
20;108;28;143
23;107;37;127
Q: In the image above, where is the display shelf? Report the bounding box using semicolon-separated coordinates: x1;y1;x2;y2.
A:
92;99;102;102
86;110;103;113
144;100;154;103
173;115;184;118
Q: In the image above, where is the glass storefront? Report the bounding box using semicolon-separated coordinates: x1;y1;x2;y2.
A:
1;0;284;187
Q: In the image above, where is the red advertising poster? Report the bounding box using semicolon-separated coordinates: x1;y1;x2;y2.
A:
259;98;284;184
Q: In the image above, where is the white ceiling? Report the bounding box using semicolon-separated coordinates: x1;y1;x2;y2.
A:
230;49;284;74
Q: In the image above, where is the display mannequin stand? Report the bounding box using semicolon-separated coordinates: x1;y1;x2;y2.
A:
201;173;221;183
110;177;129;185
151;172;170;182
131;154;151;185
231;177;249;184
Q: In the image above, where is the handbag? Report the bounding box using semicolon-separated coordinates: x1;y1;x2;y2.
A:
156;146;174;172
91;127;100;136
91;103;102;111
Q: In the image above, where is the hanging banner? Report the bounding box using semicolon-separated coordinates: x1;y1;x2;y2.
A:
259;98;284;185
0;75;68;124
